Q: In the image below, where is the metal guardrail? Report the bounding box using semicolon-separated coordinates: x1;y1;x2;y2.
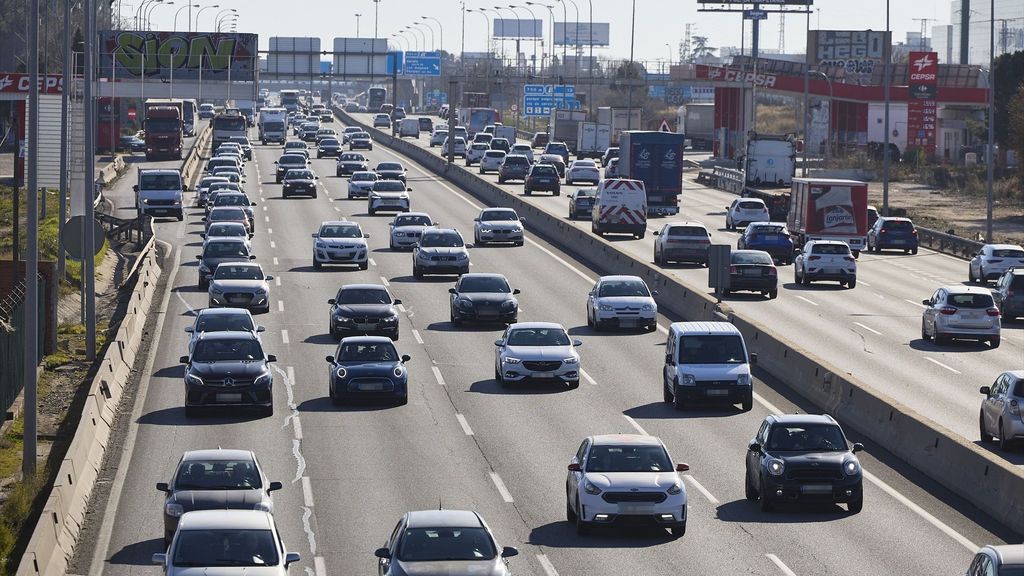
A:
713;167;745;195
917;227;984;259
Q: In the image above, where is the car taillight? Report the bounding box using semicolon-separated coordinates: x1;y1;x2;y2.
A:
844;256;856;262
987;307;1001;317
807;255;821;261
911;229;918;235
729;265;738;274
879;229;888;234
697;238;710;244
767;267;777;276
939;306;958;315
672;197;679;204
1010;399;1020;416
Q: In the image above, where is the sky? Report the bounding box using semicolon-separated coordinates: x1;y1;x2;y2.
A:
141;0;957;62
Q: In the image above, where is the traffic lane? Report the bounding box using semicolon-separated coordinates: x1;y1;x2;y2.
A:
315;145;990;575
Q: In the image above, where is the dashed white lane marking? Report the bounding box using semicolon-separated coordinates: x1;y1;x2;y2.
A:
580;369;598;386
623;415;648;436
379;275;390;287
767;554;798;576
281;329;290;344
536;554;560;576
431;366;447;386
795;295;818;306
263;205;267;211
270;240;276;249
852;322;882;336
314;557;327;576
369;258;377;266
489;472;514;503
858;280;872;287
278;300;285;312
268;228;273;234
925;357;961;374
657;324;669;334
265;215;270;222
301;476;314;507
684;475;720;505
396;303;406;313
905;298;928;309
455;414;475;436
334;206;341;212
275;276;281;286
861;469;976;551
411;329;424;344
273;257;279;265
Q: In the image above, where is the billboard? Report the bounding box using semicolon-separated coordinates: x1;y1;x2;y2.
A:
0;73;62;93
494;18;543;39
554;22;610;46
98;31;258;81
332;38;388;76
269;37;321;76
806;30;891;78
907;51;938;156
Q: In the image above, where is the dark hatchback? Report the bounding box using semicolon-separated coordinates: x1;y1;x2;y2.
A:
867;216;919;254
737;222;795;264
726;250;778;299
282;169;318;198
497;155;531;183
180;331;276;417
569;187;597;220
375;162;408;183
326;336;410;405
274;153;309;183
328;284;402;340
449;273;520;326
745;414;864;513
336;152;369;176
992;268;1024;321
316;137;342;158
525;164;561;195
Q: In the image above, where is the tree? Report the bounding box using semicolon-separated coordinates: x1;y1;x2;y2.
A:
993;51;1024;152
689;36;716;62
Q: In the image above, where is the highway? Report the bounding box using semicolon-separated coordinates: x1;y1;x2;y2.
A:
350;112;1024;469
75;114;1017;576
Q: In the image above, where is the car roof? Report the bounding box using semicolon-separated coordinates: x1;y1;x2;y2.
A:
339;283;387;291
351;171;377;177
984;545;1024;566
196;330;260;341
941;285;994;295
339;335;394;345
406;509;483;529
768;414;839;426
182;448;255;462
178;509;274;531
140;169;180;175
737;197;767;204
985;244;1024;250
590;434;663;447
747;221;786;227
424;228;460;235
878;216;912;222
320;220;359;227
733;250;774;258
396;211;430;218
807;239;848;246
481;207;516;213
598;275;645;283
665;220;708;228
508;321;565;330
460;272;507;280
669;321;742;336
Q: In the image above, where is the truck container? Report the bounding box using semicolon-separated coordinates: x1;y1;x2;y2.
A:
493;125;517;144
181;99;198;136
235;99;256;126
744;133;796;187
464;92;491;108
457;107;501;137
597;107;642;145
212;111;248;149
676;103;714;150
280;90;301;113
258;107;287;144
787;178;869;256
575;122;611;160
548;109;587;153
618;131;686;216
133;168;185;220
143;100;183;160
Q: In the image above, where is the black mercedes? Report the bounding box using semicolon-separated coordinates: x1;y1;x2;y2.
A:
180;331;276;418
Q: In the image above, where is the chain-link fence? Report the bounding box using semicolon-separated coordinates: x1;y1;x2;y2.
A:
0;277;44;415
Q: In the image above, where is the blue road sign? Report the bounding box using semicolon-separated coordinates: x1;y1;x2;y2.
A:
523;94;581;116
743;9;768;20
523;84;576;96
386;52;404;75
404;51;442;76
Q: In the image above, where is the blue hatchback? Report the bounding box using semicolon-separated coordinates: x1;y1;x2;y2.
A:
326;336;410;405
737;222;795;265
867;217;919;254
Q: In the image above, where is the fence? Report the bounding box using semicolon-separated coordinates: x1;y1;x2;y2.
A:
0;277;45;415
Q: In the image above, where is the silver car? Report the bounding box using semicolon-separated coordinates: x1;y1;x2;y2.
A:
493;322;582;388
969;243;1024;284
653;221;712;266
566;159;600;185
473;207;525;246
368;180;411;215
347;171;379;199
184;307;263;354
374;510;518;576
413;228;471;278
389;212;435;250
311;220;369;270
208;262;273;313
196;176;229;207
153;510;299;575
979;371;1024;451
586;275;658;332
921;285;1001;347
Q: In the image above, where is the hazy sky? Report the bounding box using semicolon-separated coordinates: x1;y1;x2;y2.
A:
142;0;956;62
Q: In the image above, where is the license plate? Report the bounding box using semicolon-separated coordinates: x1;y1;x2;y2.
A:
216;393;243;403
800;484;833;494
619;319;638;327
534;372;554;378
357;323;378;330
706;389;729;396
358;382;384;391
620;504;655;514
229;297;249;303
765;234;780;241
892;239;905;245
742;269;761;276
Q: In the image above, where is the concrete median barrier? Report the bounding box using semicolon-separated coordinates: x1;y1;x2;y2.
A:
335;106;1024;536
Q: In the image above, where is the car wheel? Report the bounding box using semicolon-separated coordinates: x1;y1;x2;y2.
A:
847;493;863;514
368;208;375;215
566;493;577;522
496;367;509;388
933;331;949;346
525;188;532;196
800;267;811;286
921;319;931;341
261;404;274;417
979;267;987;284
848;278;857;289
654;248;662;265
990;336;1001;349
672;382;685;411
413;265;423;280
663;378;673;403
968;266;976;283
575;499;591;535
586;308;594;328
313;259;322;271
980;413;993;443
911;247;918;255
759;479;774;512
768;289;778;299
331;391;344;406
745;472;759;500
359;261;369;271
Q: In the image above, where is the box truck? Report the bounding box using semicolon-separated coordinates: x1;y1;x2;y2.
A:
787;178;869;257
548;109;587;153
259;107;287;144
143;99;183;160
618;131;686;216
597;107;642;145
576;122;611;160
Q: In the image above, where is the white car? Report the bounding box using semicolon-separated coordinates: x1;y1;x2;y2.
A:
441;136;467;158
196;176;229;206
184;307;264;354
493;322;581;388
429;129;449;147
347;171;378;199
341;126;362;143
726;198;770;230
208;262;273;313
566;434;688;536
794;239;857;288
152;510;300;575
566;159;600;185
478;150;506;174
603;157;619;179
921;285;1001;347
473;207;525;246
466;142;490;166
389;212;435;250
510;143;534;163
586;275;658;332
368;179;411;215
969;243;1024;284
311;220;369;270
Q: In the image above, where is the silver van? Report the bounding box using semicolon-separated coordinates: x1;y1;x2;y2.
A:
663;322;755;411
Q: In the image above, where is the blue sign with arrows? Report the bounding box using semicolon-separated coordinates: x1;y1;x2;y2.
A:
404;51;442;76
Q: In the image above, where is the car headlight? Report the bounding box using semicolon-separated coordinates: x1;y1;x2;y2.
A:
562;356;579;364
479;226;492;232
843;458;861;476
370;192;381;199
165;502;185;517
393;366;406;378
335;367;348;379
503;356;521;365
598;304;613;311
456;298;473;309
211;287;223;295
737;373;752;386
667;482;683;495
254;373;272;386
680;373;696;386
583;479;602;495
381;315;399;323
316;242;326;249
641;304;655;311
185;374;203;386
767;458;785;476
253;500;274;513
199;265;210;274
456;253;468;260
500;300;516;310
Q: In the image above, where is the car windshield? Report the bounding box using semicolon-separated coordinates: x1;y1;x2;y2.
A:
146;118;180;132
547;143;567;152
532;166;556;176
214;265;263;280
459;276;511;293
340;154;364;162
337;342;398;362
678;335;746;364
506;327;570;346
598;280;650;298
320;138;339;145
195;313;255;333
174;459;262;490
200;178;227;189
733;252;773;265
667;226;707;237
285;170;315;180
992;248;1024;258
480;210;517;222
215;195;249;207
377;163;403;171
228;137;249;146
811;243;851;255
139;174;182;189
279;155;305;165
485;151;505;158
191;338;264;362
374;181;407;192
338;288;391;305
353;133;369;139
172;529;279;567
420;233;463;248
352;173;377;182
204;242;248;257
947;293;994;308
504;156;528;165
395;215;431;227
397;527;496;562
575;188;597;198
767;424;847;452
285;143;305;150
585;445;673;473
207;224;246;237
209;183;241;193
319;225;362;238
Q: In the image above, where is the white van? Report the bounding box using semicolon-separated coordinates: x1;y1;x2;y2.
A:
399;117;420;138
591;178;648;239
662;322;756;411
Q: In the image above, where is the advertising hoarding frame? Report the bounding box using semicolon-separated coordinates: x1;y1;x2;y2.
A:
493;19;543;39
553;22;610;47
98;31;258;81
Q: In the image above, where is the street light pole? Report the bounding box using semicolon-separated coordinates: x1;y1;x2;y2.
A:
174;4;198;31
526;2;554;78
803;9;810;176
422;16;444;54
415;21;435;51
193;4;218;31
509;5;539;74
883;0;891;216
495;6;520;65
374;0;381;38
355;13;362;38
626;0;636;129
24;0;40;481
986;0;994;242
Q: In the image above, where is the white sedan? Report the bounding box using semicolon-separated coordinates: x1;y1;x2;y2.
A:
510;143;534;163
347;171;378;199
389;212;436;250
566;159;600;185
586;275;658;332
493;322;581;388
969;243;1024;284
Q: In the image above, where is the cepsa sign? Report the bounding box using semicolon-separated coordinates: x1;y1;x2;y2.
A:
0;73;63;94
98;31;258;82
908;51;938;100
700;66;778;88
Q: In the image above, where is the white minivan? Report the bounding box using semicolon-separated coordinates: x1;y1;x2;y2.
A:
591;178;648;239
399;117;420;138
662;322;756;411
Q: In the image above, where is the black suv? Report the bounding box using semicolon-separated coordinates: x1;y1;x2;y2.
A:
745;414;864;513
525;163;560;196
180;331;276;417
992;268;1024;321
498;155;531;183
274;153;308;183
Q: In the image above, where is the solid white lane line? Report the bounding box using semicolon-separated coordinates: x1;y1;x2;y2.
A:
270;240;276;249
455;414;475;436
536;554;560;576
853;322;883;336
925;357;962;374
795;295;819;306
525;238;595;283
273;257;279;265
657;324;669;334
684;475;720;505
489;472;515;503
314;557;327;576
580;369;598;386
278;300;285;312
369;258;377;266
753;391;784;417
623;415;649;436
411;329;424;344
281;329;290;344
301;476;314;507
861;469;976;551
905;298;928;309
379;275;390;287
431;366;447;386
292;417;303;440
275;276;281;286
766;554;798;576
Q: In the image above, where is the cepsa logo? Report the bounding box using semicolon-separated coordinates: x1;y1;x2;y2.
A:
0;74;63;93
909;52;938;82
705;67;777;88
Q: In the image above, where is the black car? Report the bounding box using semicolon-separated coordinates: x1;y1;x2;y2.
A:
375;161;408;184
449;273;520;326
525;163;561;196
745;414;864;513
179;331;276;417
992;268;1024;321
227;136;253;160
349;132;373;150
328;283;402;340
317;137;343;158
497;155;531;183
418;117;433;132
119;134;146;152
300;124;321;142
725;250;778;299
601;146;619;167
196;238;255;289
490;137;511;153
274;153;309;183
543;141;570;164
326;336;410;405
336;152;369;177
568;187;597;219
156;449;281;546
282;169;318;198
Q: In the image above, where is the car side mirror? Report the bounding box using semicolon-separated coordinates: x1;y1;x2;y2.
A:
251;202;257;206
311;233;319;238
473;218;480;222
328;298;336;305
651;290;659;296
851;443;865;453
401;354;411;363
653;231;660;236
572;339;583;347
494;339;505;347
390;298;402;305
513;288;521;295
132;185;139;192
257;326;266;333
184;326;194;333
980;386;991;395
199;233;206;239
156;482;170;492
285;552;300;567
921;299;931;305
567;463;581;472
374;548;391;559
152;553;167;565
265;275;274;281
406;187;413;191
274;160;278;164
676;463;690;472
519;217;526;222
325;355;335;363
268;481;283;492
748;441;762;453
266;354;277;362
665;353;674;365
749;352;758;365
201;217;207;222
179;355;189;364
249;255;256;260
182;184;188;191
466;243;474;249
449;288;457;294
501;546;519;558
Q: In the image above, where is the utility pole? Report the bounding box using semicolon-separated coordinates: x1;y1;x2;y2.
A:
24;0;40;479
883;0;891;216
960;0;971;64
59;0;71;281
986;0;994;242
85;0;98;360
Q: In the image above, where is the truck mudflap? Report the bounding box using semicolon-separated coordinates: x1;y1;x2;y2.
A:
648;206;679;216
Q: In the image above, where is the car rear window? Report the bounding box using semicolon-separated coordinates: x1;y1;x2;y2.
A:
811;243;850;255
751;225;787;236
1010;276;1024;289
733;252;773;265
948;293;994;308
667;226;708;237
992;249;1024;258
882;220;915;231
738;201;765;210
532;165;556;175
503;156;529;166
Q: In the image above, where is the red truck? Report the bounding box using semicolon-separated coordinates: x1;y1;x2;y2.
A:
787;178;869;257
143;101;183;161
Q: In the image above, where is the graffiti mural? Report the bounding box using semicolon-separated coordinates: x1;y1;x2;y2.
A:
98;31;258;81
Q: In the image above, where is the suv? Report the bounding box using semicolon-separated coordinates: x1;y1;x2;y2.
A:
979;371;1024;451
794;240;857;288
373;510;519;575
726;198;770;230
663;321;755;411
654;221;712;266
179;331;276;417
969;244;1024;284
531;131;549;148
493;322;581;388
745;414;864;513
867;216;919;254
373;113;391;128
543;141;570;164
524;163;560;195
992;268;1024;321
921;285;1001;347
497;155;531;183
